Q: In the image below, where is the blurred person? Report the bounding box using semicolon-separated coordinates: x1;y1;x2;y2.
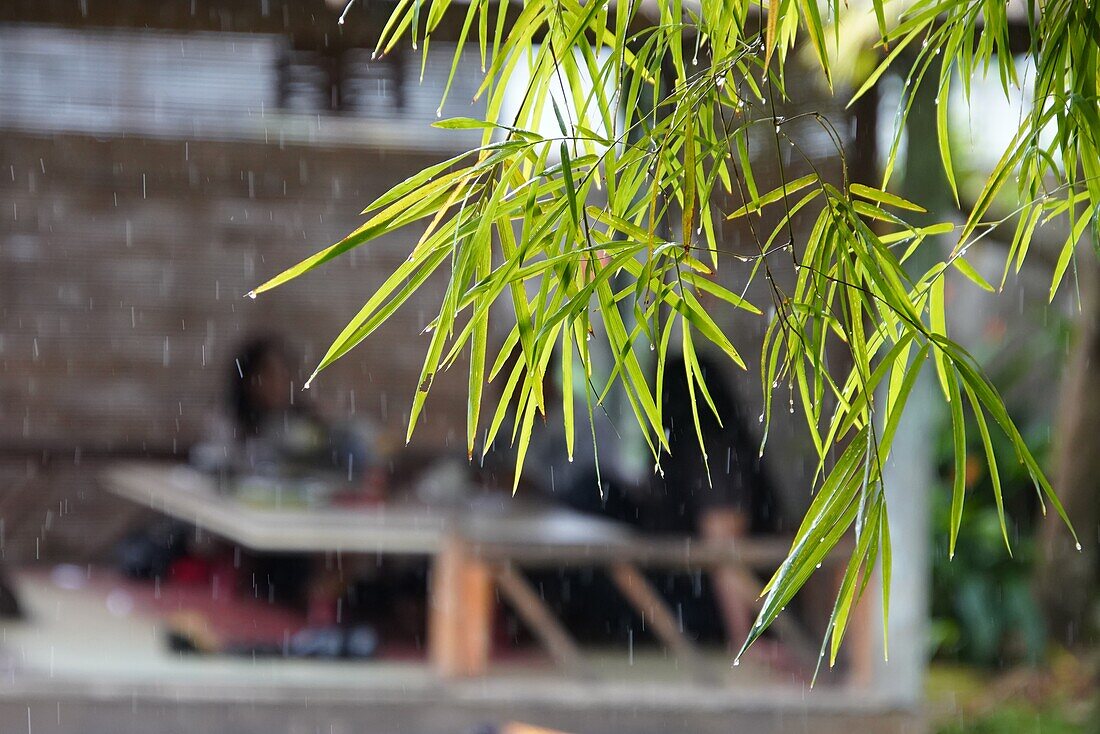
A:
120;337;388;659
512;351;778;650
647;353;778;644
194;335;379;491
201;336;382;616
123;337;377;598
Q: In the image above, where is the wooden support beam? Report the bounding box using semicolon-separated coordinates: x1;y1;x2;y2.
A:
493;563;591;678
607;562;714;683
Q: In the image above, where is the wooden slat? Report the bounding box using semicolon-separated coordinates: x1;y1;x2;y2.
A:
493;563;590;678
470;537;852;570
607;562;715;683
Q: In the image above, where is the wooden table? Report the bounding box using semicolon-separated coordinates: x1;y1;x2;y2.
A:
102;462;865;683
102;462;631;675
102;462;626;556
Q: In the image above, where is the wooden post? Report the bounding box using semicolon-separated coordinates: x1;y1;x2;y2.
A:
429;534;494;677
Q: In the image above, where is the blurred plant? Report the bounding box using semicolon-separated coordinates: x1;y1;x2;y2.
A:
251;0;1095;666
929;649;1096;733
930;398;1048;667
936;707;1083;734
930;309;1073;667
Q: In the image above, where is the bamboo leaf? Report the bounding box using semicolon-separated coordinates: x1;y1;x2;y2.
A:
727;174;819;218
764;0;780;71
849;183;926;213
947;371;966;559
433;117;504;130
952;256;995;292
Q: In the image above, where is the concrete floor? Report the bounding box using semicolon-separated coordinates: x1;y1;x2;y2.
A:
1;696;923;734
0;570;924;734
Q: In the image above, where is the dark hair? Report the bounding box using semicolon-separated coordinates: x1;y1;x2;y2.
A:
228;336;291;435
662;352;779;532
661;353;753;451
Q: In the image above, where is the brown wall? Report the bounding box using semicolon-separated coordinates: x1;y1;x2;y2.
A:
0;132;472;561
1;132;471;455
0;98;851;563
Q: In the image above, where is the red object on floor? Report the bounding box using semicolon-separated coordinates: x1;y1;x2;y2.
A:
167;555;211;585
32;566;553;663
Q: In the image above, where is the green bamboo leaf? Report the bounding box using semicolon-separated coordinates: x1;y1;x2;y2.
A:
952;256;995;292
947;371;966;559
871;0;887;45
679;272;763;314
848;24;923;107
261;0;1085;667
467;249;491;458
936;73;960;206
798;0;831;87
880;502;892;660
676;288;747;369
309;245;452;382
929;272;951;400
561;327;575;462
881;344;929;456
682;111;696;250
680;325;711;480
962;381;1010;553
727;174;819;218
1049;207;1094;301
512;387;540;493
849;183;927;213
433;117;504;130
560;142;580;228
